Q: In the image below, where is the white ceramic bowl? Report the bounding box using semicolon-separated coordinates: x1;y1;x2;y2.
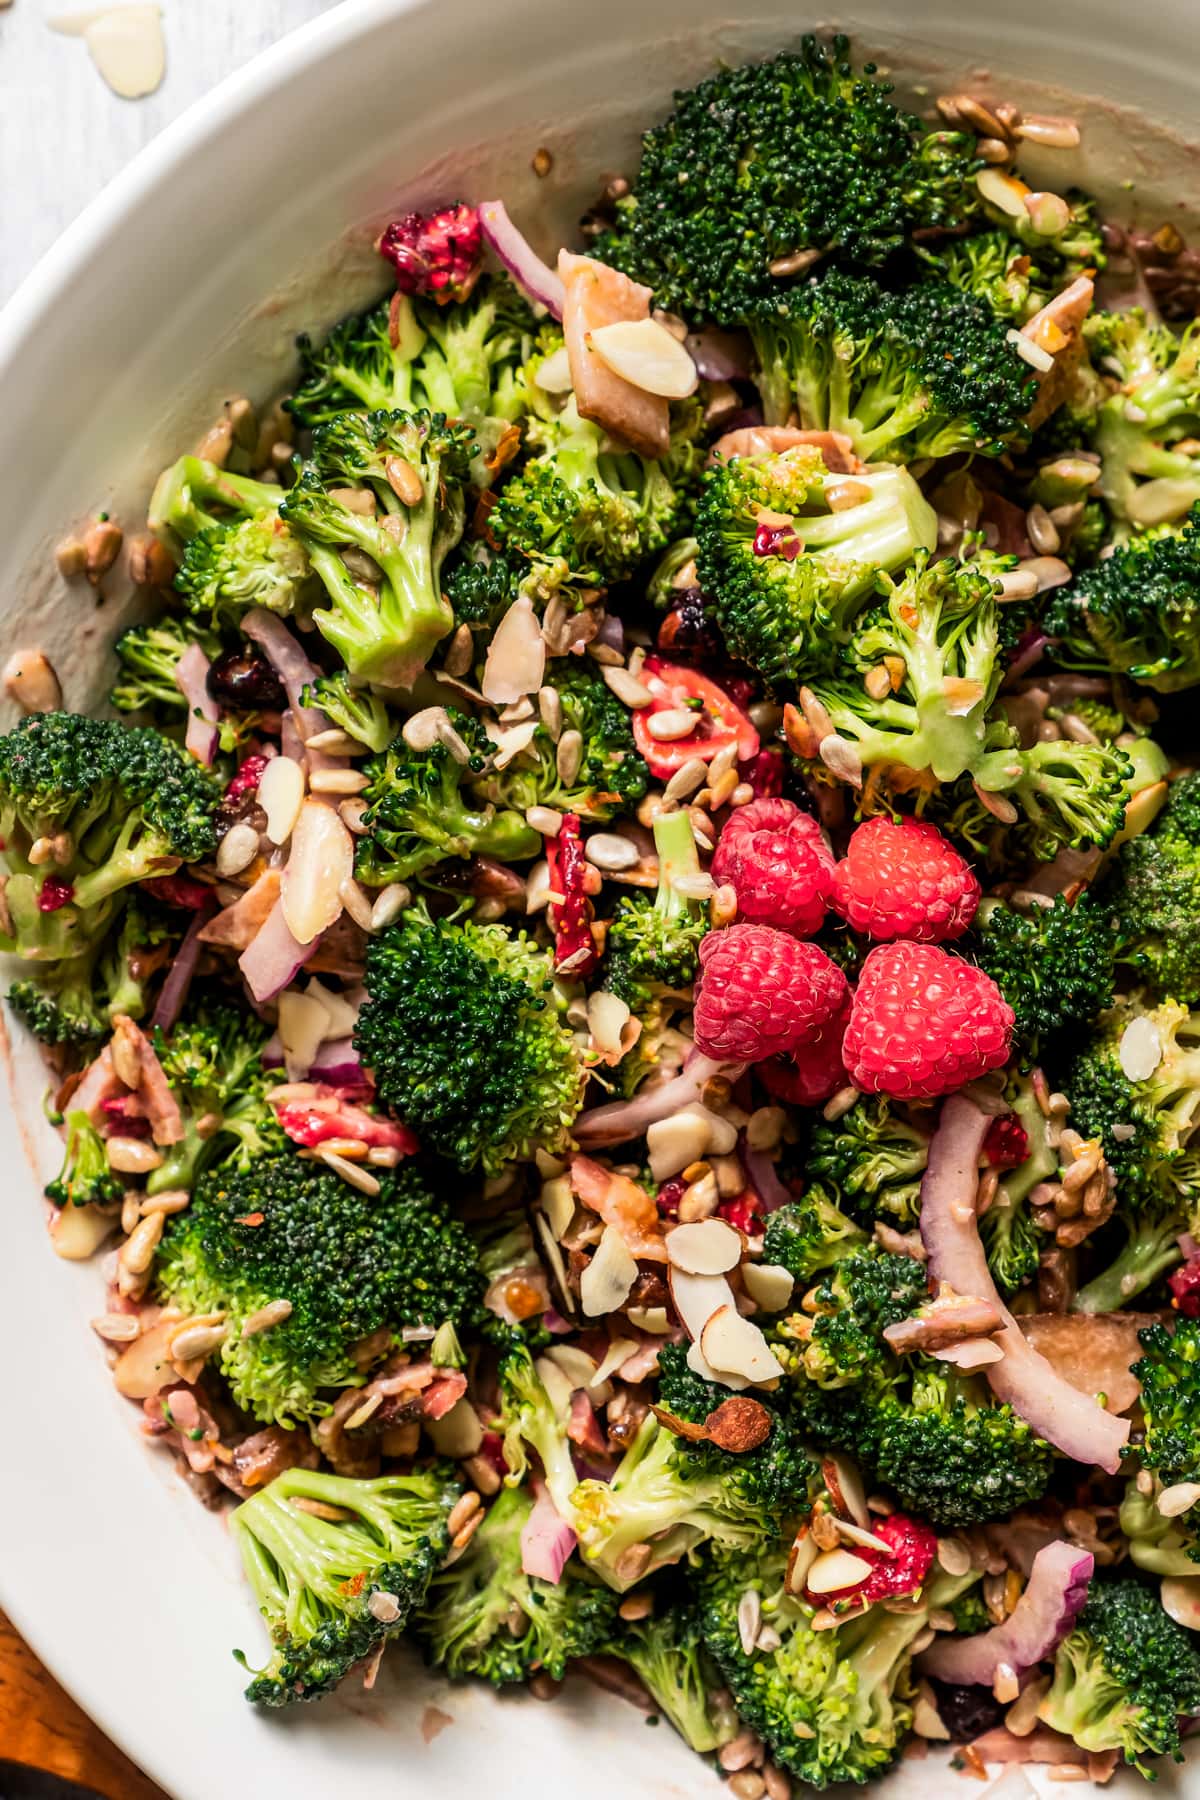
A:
2;3;1200;1794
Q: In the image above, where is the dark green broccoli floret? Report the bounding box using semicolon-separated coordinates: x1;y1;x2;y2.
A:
356;709;539;885
603;808;708;1011
0;712;220;963
301;671;393;754
148;456;285;553
969;892;1117;1063
231;1465;461;1706
45;1109;122;1208
145;995;286;1195
1106;768;1200;1005
444;543;522;631
655;1341;819;1517
418;1483;619;1685
698;1544;977;1788
1040;1578;1200;1775
693;443;936;691
355;907;585;1174
613;1603;734;1754
471;662;648;823
761;1193;868;1286
1084;310;1200;527
111;617;224;719
279;410;474;689
748;270;1036;457
593;37;980;322
804;1094;931;1228
779;1250;930;1388
976;1074;1055;1299
918;231;1045;321
155;1154;483;1426
1129;1317;1200;1559
175;514;314;628
8;897;167;1046
1044;504;1200;691
409;275;534;483
288;292;427;427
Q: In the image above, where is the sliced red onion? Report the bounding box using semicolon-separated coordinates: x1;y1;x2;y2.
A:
174;641;220;765
311;1037;367;1086
241;608;342;771
594;611;625;657
238;898;316;1004
543;1307;574;1335
920;1095;1130;1473
742;1143;792;1213
685;326;752;382
478;200;565;319
574;1053;746;1147
921;1540;1093;1684
520;1483;577;1582
1003;632;1051;686
150;904;212;1032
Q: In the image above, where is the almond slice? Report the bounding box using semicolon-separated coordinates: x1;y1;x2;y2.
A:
665;1218;742;1276
545;1342;602;1390
786;1527;817;1595
686;1337;750;1392
741;1261;795;1313
667;1265;736;1341
280;799;354;945
580;1224;638;1317
587;319;699;400
277;989;330;1082
259;753;306;846
482;592;545;704
700;1304;786;1386
112;1317;179;1399
805;1547;874;1596
534;1353;575;1418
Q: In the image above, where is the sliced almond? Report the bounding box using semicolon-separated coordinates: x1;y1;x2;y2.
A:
805;1547;874;1596
590;1337;638;1389
580;1224;639;1317
534;1354;575;1418
482;593;545;704
305;977;358;1039
700;1304;786;1385
686;1337;750;1392
259;754;306;846
824;1453;870;1529
667;1265;736;1341
280;799;354;945
647;1109;713;1181
976;166;1029;217
741;1261;795;1313
586;318;699;400
486;718;540;769
1162;1576;1200;1632
533;345;573;394
425;1398;483;1459
112;1317;179;1399
626;1305;672;1335
277;989;330;1082
588;989;632;1062
665;1218;742;1276
51;1201;116;1261
540;1175;575;1241
786;1528;818;1595
545;1342;603;1393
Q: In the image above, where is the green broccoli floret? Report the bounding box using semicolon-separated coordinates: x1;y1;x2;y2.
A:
44;1109;122;1207
778;1250;930;1389
694;443;937;691
356;709;539;885
231;1465;461;1706
355;906;585;1174
613;1603;735;1754
970;892;1117;1063
1040;1578;1200;1775
409;275;534;484
918;230;1047;321
471;663;648;823
8;897;167;1046
655;1341;820;1516
145;996;286;1194
804;1094;931;1229
593;37;980;322
1069;998;1200;1313
1120;1481;1200;1577
748;270;1036;457
155;1155;483;1426
174;514;314;628
698;1544;977;1788
1128;1317;1200;1559
806;554;1132;856
279;409;474;688
444;543;523;631
761;1194;868;1286
0;712;220;963
1106;769;1200;1005
976;1073;1055;1299
148;456;285;553
1044;504;1200;691
111;616;224;718
301;671;393;754
496;1340;581;1523
1085;310;1200;527
288;293;427;427
603;808;708;1011
418;1483;619;1685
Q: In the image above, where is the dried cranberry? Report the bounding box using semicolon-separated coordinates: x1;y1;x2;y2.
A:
740;747;784;798
656;589;723;662
752;522;801;560
207;650;284;712
718;1193;763;1234
140;874;211;910
37;875;74;913
983;1114;1029;1169
378;204;483;305
1170;1256;1200;1317
656;1178;684;1221
927;1679;1004;1743
226;753;270;802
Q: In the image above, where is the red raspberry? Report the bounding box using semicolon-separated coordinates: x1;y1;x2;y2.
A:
1169;1258;1200;1317
831;816;981;943
808;1513;937;1608
759;998;851;1107
983;1113;1029;1169
713;798;834;937
843;942;1013;1100
693;925;848;1063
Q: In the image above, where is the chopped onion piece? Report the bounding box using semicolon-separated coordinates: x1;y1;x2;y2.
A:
520;1483;577;1580
921;1540;1093;1683
239;898;315;1004
478;200;565;319
173;641;219;765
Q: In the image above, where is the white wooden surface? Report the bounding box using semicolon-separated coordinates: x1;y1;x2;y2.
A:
0;0;338;302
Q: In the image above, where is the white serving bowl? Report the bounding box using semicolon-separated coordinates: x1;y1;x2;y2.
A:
1;1;1199;1794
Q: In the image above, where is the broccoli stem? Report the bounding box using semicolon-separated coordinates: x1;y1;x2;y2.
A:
652;805;702;923
1073;1214;1184;1314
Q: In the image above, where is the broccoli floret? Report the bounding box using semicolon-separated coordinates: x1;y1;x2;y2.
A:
155;1155;483;1426
1044;504;1200;691
174;514;314;628
355;906;585;1174
976;1075;1055;1299
613;1604;734;1754
1120;1480;1200;1578
301;671;393;754
145;996;286;1194
471;662;649;823
0;712;219;963
655;1341;820;1516
969;892;1117;1063
1085;311;1200;527
918;231;1046;321
748;270;1035;457
418;1483;619;1684
44;1109;122;1207
1069;998;1200;1312
593;38;980;322
1106;769;1200;1006
409;275;534;484
111;617;224;718
288;293;427;427
444;543;523;631
231;1465;461;1705
804;1094;931;1229
698;1543;977;1788
603;808;708;1011
1040;1578;1200;1775
777;1250;930;1389
1129;1317;1200;1556
279;409;474;688
148;456;285;553
356;709;539;885
8;897;167;1046
496;1340;581;1523
761;1194;868;1286
805;554;1132;856
694;443;936;691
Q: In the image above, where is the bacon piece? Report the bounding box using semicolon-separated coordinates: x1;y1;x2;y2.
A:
567;1388;609;1456
709;425;863;471
570;1154;667;1262
197;868;282;950
558;252;669;459
112;1014;184;1145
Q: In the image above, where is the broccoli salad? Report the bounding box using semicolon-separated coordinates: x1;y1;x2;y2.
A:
12;32;1200;1789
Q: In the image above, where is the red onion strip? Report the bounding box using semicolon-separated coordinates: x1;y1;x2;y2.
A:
742;1143;792;1213
150;903;213;1032
238;898;316;1004
574;1053;746;1147
173;641;219;766
921;1540;1093;1684
240;608;342;772
520;1483;577;1583
920;1095;1130;1473
684;326;752;382
478;200;565;319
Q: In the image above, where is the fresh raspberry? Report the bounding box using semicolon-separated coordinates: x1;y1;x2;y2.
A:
1169;1258;1200;1317
718;1192;764;1234
983;1114;1029;1169
693;924;849;1063
758;998;851;1107
713;798;834;937
831;817;981;943
808;1513;937;1608
843;942;1013;1100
